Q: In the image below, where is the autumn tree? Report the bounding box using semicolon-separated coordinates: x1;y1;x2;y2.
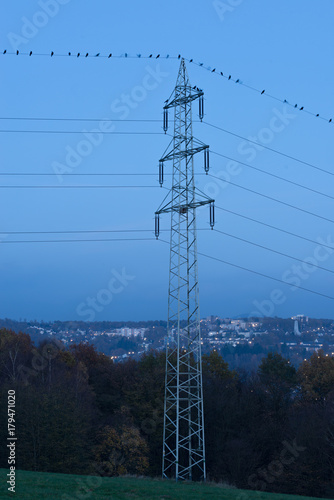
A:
298;350;334;402
258;352;297;414
93;424;149;476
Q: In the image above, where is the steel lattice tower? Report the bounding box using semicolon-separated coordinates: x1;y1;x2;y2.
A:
155;59;215;481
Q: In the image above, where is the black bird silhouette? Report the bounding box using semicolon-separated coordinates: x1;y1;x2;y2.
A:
294;104;298;108
316;113;319;117
193;86;196;90
125;53;128;57
16;50;19;55
236;79;240;83
51;51;54;57
68;52;71;56
178;54;181;59
189;59;193;63
156;54;160;58
108;53;112;58
29;51;32;56
212;68;216;72
166;54;169;58
199;62;203;66
228;75;231;80
261;90;265;94
149;54;152;58
329;119;332;123
137;54;141;58
95;53;100;57
284;99;287;103
220;72;223;76
3;50;6;54
77;53;80;57
300;106;304;110
85;53;89;57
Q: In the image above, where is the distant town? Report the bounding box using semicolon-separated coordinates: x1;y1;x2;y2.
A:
1;315;333;370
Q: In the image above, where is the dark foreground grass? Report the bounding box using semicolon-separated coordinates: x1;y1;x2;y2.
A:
0;469;319;500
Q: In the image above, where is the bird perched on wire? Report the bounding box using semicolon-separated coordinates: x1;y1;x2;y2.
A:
212;68;216;72
16;50;19;55
3;50;6;54
95;53;100;57
156;54;160;58
51;51;54;57
85;53;89;57
261;90;265;94
77;53;80;57
108;53;112;58
29;51;32;56
149;54;152;58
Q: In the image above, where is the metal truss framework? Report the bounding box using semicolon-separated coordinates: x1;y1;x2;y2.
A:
155;59;214;481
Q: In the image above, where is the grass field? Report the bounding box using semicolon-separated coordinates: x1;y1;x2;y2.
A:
0;469;319;500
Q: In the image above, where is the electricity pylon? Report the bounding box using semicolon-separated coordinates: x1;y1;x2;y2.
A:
155;58;215;481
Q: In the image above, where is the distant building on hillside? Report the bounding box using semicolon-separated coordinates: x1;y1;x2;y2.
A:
294;320;301;336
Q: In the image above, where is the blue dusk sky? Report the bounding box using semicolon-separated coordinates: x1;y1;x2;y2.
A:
0;0;333;322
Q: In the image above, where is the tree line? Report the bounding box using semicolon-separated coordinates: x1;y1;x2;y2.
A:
0;328;333;498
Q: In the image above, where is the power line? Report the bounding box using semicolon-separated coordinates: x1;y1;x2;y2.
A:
0;173;161;176
208;174;334;225
187;60;333;125
2;223;332;270
0;185;166;189
215;206;334;252
0;237;155;244
1;50;332;125
1;51;178;59
158;239;334;301
0;116;331;186
210;151;334;201
0;229;172;235
0;228;213;236
0;118;163;122
0;130;164;135
214;228;334;275
204;122;334;178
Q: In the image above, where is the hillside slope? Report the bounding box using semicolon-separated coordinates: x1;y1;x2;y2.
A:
0;469;320;500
